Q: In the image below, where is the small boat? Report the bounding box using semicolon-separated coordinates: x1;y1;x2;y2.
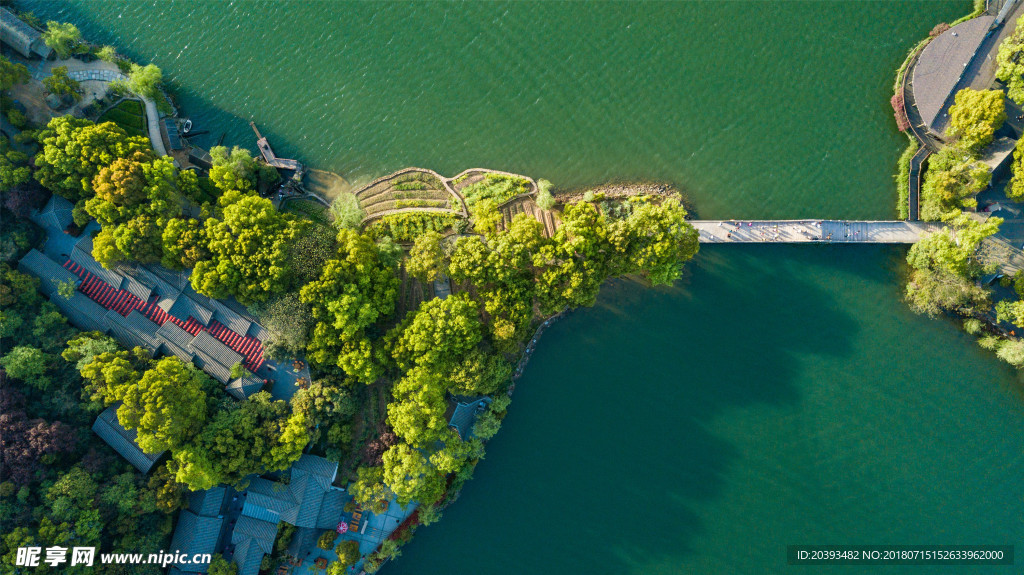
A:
182;119;193;134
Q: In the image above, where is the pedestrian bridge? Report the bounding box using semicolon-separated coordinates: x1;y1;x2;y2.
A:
691;220;943;244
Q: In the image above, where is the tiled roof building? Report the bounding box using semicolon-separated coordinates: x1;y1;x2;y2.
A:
91;406;164;474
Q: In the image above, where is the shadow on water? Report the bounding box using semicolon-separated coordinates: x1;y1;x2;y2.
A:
388;246;861;575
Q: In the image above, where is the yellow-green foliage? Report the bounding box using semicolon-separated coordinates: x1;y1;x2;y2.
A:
367;212;458;243
946;88;1006;153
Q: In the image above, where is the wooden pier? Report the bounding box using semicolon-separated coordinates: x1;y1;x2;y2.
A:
250;121;304;180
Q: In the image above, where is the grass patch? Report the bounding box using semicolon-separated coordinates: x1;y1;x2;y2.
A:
461;174;532;211
283;198;331;225
99;99;146;139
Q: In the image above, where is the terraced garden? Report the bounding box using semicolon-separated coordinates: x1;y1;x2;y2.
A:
356;168;464;220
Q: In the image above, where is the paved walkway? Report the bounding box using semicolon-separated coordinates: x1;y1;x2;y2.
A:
691;220;943;244
66;69;168;157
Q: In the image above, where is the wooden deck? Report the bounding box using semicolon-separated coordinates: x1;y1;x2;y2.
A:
691;220;943;244
250;122;304;176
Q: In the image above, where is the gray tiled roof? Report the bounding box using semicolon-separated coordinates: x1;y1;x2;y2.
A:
91;406;163;473
168;510;223;573
188;486;227;517
168;294;214;326
72;236;125;287
191;353;232;384
231;515;277;555
448;396;492;440
226;376;264;400
157;321;195;351
189;331;242;373
50;291;108;333
0;7;39;57
17;249;79;298
316;489;346;530
119;275;152;301
230;537;264;575
292;454;339;484
36;195;74;231
104;310;161;354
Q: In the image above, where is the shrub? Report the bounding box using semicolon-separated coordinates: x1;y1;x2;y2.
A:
978;335;1002;350
331;193;364;230
317;530;338;550
536;178;556;210
996;339;1024;366
962;318;984;335
128;63;163;100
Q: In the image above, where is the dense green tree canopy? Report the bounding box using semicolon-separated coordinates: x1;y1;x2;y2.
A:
382;443;445;507
390;293;482;371
919;146;990;221
608;198;699;285
192;194;306;304
115;357;211;453
170;392;308;490
996;18;1024;105
208;146;259;193
0;55;29;91
161;217;210;270
406;231;446;283
42;66;81;101
35;116;152;203
946;88;1006;153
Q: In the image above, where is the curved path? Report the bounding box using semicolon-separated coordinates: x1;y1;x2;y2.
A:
66;69;168;157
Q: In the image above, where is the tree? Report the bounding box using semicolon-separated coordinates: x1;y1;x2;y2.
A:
128;63;162;99
42;66;81;101
535;178;556;210
62;332;119;371
997;338;1024;366
86;153;180;228
42;21;82;60
997;20;1024;105
946;88;1006;153
287;224;338;287
349;465;391;508
447;349;511;396
302;229;399;382
406;231;446;283
608;198;699;285
390;294;482;370
472;409;501;440
905;268;990;316
208;146;258;193
1008;137;1024;200
429;432;483;474
996;299;1024;327
317;530;338;550
918;146;991;221
192;194;306;304
161;217;209;269
207;554;238;575
331;193;364;230
0;346;51;391
35;116;152;202
96;45;118;63
534;201;612;313
333;540;361;572
387;368;449;448
78;349;145;405
0;55;29;90
906;216;1000;279
382;443;445;506
0;137;33;193
170;392;306;490
115;357;211;453
93;214;165;267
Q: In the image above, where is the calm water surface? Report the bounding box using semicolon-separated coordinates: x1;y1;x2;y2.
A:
25;1;1024;573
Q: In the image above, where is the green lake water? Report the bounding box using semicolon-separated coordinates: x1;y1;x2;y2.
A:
25;1;1024;572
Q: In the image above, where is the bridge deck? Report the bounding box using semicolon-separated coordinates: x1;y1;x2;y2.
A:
691;220;942;244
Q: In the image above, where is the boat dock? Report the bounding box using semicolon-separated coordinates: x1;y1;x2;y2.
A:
250;121;304;180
